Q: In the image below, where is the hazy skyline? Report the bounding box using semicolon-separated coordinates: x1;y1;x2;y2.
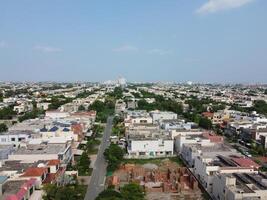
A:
0;0;266;83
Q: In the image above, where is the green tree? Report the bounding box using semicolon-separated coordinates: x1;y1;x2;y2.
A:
199;117;212;130
78;105;86;111
76;90;95;98
96;189;123;200
121;183;145;200
0;91;3;102
108;87;123;99
89;99;115;122
0;123;8;133
18;108;45;122
0;107;16;120
43;183;87;200
95;184;145;200
77;151;91;175
43;184;58;200
253;100;267;115
48;96;73;110
104;144;124;171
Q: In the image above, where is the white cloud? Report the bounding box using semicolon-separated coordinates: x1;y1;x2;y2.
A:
112;45;139;52
148;48;172;55
0;40;8;48
196;0;254;14
34;45;62;53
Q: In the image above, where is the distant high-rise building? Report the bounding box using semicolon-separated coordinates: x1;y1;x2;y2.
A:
187;81;193;85
103;77;127;87
117;77;127;87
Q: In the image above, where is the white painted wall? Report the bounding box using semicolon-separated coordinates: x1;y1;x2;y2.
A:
128;139;173;157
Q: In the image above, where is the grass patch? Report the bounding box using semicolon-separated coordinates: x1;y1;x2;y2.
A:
169;157;185;166
88;147;98;155
96;132;103;138
123;157;184;166
123;158;164;165
78;168;93;176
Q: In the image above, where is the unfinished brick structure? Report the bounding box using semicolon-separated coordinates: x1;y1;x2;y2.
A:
109;163;199;193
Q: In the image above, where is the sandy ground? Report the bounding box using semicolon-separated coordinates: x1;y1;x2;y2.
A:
146;191;204;200
89;154;97;168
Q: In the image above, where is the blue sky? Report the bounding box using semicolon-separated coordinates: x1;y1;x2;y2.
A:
0;0;266;83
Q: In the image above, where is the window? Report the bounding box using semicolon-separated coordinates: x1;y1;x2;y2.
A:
1;138;6;142
18;137;25;141
11;138;16;141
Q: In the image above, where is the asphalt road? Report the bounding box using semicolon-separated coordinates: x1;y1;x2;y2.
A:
84;116;113;200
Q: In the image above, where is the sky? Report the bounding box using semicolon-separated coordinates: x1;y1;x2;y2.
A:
0;0;266;83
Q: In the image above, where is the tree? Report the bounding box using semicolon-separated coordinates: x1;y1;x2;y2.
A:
0;107;16;120
0;123;8;133
0;91;3;102
43;184;58;200
78;105;86;111
96;189;122;200
121;183;145;200
253;100;267;115
18;108;45;122
112;116;125;136
77;151;91;175
199;117;212;130
104;144;124;171
95;184;145;200
108;87;123;99
92;124;104;135
89;99;115;122
48;96;73;110
43;183;87;200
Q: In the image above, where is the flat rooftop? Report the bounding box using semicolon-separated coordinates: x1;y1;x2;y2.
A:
127;132;172;140
2;180;25;197
0;130;34;136
13;143;67;155
199;143;232;152
232;173;267;193
0;160;45;173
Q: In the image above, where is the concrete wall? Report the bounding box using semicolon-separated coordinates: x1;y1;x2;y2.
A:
8;154;58;162
128;139;173;157
151;112;177;123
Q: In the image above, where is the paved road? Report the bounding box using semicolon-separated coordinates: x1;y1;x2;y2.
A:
84;116;113;200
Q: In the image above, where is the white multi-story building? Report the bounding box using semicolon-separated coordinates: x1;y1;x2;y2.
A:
45;111;70;119
115;100;126;114
127;136;173;158
40;126;79;142
13;103;33;114
212;173;267;200
124;110;153;127
0;132;31;148
8;139;72;163
150;111;177;123
37;102;51;110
